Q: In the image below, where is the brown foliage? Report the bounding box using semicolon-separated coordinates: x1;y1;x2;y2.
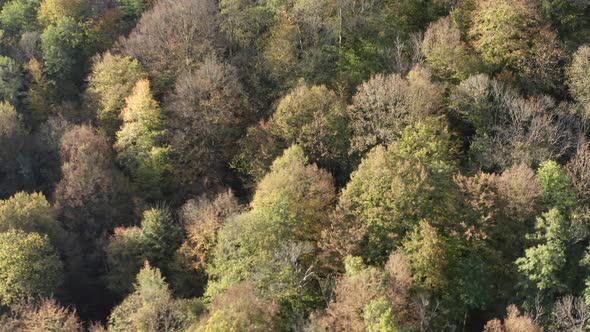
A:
176;190;242;272
314;252;415;331
349;65;444;153
483;305;543;332
166;57;251;196
496;164;542;222
5;298;82;332
54;125;129;238
118;0;222;90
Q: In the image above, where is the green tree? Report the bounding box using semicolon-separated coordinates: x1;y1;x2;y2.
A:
537;160;578;212
106;227;145;296
516;208;568;292
422;16;481;81
234;83;350;184
206;146;335;314
566;45;590;118
114;79;170;200
335;118;457;263
108;262;192;332
0;55;22;105
468;0;541;69
141;207;182;270
37;0;85;27
0;191;63;245
85;52;146;139
269;83;350;175
40;16;84;88
23;58;55;125
0;229;63;305
0;0;40;44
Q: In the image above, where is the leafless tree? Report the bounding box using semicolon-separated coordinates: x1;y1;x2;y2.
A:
551;296;590;332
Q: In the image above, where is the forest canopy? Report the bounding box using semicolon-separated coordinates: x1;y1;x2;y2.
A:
0;0;590;331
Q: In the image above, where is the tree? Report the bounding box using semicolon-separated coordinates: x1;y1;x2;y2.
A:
422;16;480;81
468;0;541;69
114;79;170;200
468;0;565;93
165;57;249;197
349;65;444;154
516;208;568;292
566;141;590;202
249;145;335;243
0;0;40;44
450;74;579;170
37;0;85;27
106;227;145;296
54;124;133;317
176;190;242;273
550;295;590;332
0;55;22;105
85;52;146;139
141;207;182;270
55;125;130;240
40;16;84;89
537;160;578;212
269;83;350;175
496;164;543;222
23;58;55;125
118;0;221;91
404;220;451;293
5;298;82;332
311;253;415;331
108;262;192;332
194;282;277;332
0;192;63;245
206;146;335;313
0;102;26;198
484;305;543;332
0;229;63;305
335;118;457;263
567;45;590;118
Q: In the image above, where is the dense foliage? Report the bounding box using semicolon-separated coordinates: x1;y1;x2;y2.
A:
1;0;590;330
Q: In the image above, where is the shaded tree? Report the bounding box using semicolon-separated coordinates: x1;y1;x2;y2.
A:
0;55;22;105
0;102;26;198
166;57;250;197
40;16;84;91
105;226;145;297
